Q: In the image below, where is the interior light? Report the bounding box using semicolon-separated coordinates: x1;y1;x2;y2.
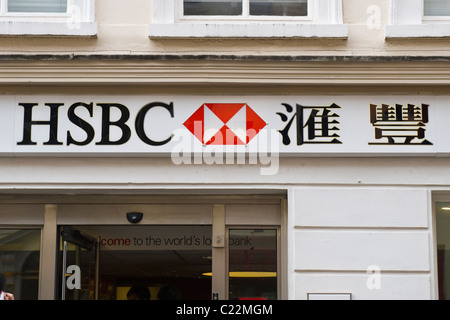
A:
441;207;450;211
202;272;276;278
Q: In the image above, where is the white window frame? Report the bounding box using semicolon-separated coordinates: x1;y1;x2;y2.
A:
149;0;348;39
179;0;312;22
0;0;97;36
386;0;450;39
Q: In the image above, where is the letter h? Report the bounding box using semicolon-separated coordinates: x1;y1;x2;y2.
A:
17;103;63;145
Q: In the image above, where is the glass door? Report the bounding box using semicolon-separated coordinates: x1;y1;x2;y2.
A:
60;226;99;300
59;225;212;300
228;228;278;300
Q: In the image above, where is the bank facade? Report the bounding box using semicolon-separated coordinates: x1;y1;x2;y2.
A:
1;0;450;300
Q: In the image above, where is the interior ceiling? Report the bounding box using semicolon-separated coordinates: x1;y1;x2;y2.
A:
98;250;212;279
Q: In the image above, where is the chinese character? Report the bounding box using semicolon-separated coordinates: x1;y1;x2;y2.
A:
277;103;342;145
369;103;432;145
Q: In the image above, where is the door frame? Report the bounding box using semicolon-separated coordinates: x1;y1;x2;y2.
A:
225;226;281;300
29;194;285;300
60;226;99;300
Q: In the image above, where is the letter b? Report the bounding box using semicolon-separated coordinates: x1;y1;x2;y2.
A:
96;103;131;145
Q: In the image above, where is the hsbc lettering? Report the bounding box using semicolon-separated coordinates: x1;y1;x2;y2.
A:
17;101;174;146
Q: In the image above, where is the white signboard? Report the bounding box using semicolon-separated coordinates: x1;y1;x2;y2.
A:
0;94;447;157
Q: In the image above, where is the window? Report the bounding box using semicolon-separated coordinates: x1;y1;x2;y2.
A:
423;0;450;25
386;0;450;39
436;202;450;299
0;0;97;36
8;0;67;13
228;229;278;300
0;229;41;300
149;0;348;39
183;0;308;17
424;0;450;17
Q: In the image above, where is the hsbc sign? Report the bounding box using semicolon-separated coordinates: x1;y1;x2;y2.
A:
13;100;270;149
2;94;450;161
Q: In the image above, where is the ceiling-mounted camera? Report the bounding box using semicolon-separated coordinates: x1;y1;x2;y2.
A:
126;212;143;224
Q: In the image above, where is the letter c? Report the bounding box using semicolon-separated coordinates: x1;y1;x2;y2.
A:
135;102;174;146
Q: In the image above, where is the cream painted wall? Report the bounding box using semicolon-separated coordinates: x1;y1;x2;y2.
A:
0;156;439;299
0;0;448;301
0;0;449;56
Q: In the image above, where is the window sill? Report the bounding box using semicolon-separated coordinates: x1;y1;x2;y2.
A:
385;24;450;39
0;21;97;37
148;23;348;39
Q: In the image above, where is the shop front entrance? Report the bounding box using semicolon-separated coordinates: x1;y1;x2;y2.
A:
54;195;284;300
59;225;213;300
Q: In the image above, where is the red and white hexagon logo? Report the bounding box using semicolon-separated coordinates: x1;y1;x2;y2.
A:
183;103;267;145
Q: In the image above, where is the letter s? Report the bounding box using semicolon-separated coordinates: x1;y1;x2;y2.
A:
67;102;95;146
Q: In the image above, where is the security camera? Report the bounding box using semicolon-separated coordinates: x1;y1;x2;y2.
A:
126;212;143;224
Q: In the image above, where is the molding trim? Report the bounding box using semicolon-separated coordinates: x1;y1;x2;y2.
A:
1;55;450;86
148;23;348;39
0;21;97;37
